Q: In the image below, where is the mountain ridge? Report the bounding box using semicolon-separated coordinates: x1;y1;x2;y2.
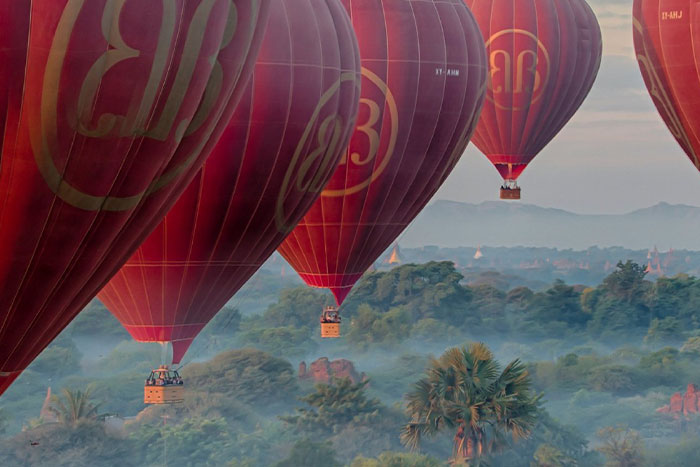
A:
400;200;700;249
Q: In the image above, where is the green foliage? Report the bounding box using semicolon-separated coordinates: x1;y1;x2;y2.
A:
587;262;652;340
235;287;328;357
67;300;129;339
644;436;700;466
48;387;100;426
506;286;535;306
530;353;607;393
191;306;243;357
367;354;429;403
344;262;471;323
237;325;317;357
596;426;645;467
131;417;230;467
531;444;575;467
638;347;680;370
88;372;148;416
229;260;700;355
28;334;82;378
648;274;700;327
274;439;341;467
636;347;687;387
93;341;161;375
681;336;700;354
644;317;683;347
316;260;700;349
282;378;381;434
410;318;461;342
521;280;588;337
183;349;299;407
602;261;649;302
262;287;331;330
402;343;541;464
0;420;135;466
350;451;442;467
5;259;700;465
205;306;242;335
0;408;8;437
229;421;293;466
347;305;413;350
484;407;597;466
587;365;640;395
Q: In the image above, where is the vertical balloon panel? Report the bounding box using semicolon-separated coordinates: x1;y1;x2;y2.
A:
0;0;268;396
99;0;361;364
278;0;488;305
634;0;700;172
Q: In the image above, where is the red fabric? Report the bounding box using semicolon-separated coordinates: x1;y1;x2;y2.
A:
634;0;700;172
0;0;268;396
465;0;602;181
99;0;361;364
278;0;487;305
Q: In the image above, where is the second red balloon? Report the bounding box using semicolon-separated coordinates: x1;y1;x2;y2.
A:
465;0;602;199
98;0;361;365
278;0;488;334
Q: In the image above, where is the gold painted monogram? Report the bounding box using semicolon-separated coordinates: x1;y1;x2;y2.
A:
275;72;360;233
485;29;551;110
322;67;399;197
31;0;247;211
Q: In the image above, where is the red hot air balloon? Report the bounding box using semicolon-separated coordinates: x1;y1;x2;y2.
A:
634;0;700;172
465;0;602;199
0;0;268;396
98;0;361;365
278;0;488;320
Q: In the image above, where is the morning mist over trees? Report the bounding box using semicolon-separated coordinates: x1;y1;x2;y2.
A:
3;0;700;466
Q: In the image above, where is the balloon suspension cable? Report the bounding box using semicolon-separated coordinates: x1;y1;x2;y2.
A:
160;342;170;367
501;179;519;190
175;268;265;370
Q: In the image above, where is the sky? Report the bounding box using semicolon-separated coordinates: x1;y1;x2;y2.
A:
436;0;700;214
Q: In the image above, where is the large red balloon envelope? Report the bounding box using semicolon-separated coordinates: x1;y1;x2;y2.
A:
98;0;361;364
633;0;700;172
465;0;602;199
278;0;488;306
0;0;269;396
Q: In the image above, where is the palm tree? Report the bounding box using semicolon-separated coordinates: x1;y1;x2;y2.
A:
48;387;100;426
401;343;540;465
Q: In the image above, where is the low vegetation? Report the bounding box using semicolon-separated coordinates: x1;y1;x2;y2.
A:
0;260;698;465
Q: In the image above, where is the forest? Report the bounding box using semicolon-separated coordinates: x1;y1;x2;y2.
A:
1;260;700;466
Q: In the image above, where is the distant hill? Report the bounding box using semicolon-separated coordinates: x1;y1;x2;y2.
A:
400;201;700;249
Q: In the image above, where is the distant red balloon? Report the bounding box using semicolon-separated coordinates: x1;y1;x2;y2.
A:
278;0;487;305
99;0;361;364
465;0;602;197
634;0;700;172
0;0;268;396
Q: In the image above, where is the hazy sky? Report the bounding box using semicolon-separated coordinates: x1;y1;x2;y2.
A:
436;0;700;214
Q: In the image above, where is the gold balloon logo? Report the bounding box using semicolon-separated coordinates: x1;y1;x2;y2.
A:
322;67;399;197
31;0;255;211
275;72;360;233
485;29;551;111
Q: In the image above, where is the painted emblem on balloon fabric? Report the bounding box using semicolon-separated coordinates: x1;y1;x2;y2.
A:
275;72;360;233
485;29;551;111
321;67;399;198
31;0;249;211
